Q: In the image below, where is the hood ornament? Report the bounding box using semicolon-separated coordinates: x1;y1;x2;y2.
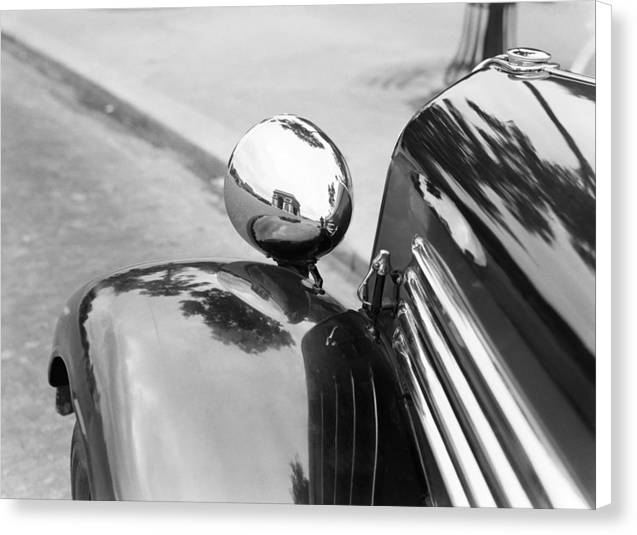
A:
472;46;594;84
473;46;558;77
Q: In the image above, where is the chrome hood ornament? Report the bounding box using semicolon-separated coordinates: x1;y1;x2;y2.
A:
225;115;353;286
472;47;594;84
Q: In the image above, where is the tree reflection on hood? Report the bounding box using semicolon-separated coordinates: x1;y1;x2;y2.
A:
180;288;293;355
99;262;294;355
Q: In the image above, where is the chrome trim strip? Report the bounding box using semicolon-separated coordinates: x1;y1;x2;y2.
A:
473;53;595;85
396;303;496;507
348;371;356;506
333;380;339;505
403;268;531;508
411;236;588;508
544;66;596;85
320;391;325;504
370;367;379;505
392;328;471;508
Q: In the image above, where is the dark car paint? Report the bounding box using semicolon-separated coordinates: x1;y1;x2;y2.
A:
49;64;596;506
50;259;425;503
372;66;595;502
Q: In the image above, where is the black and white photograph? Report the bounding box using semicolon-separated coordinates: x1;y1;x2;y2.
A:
0;0;611;514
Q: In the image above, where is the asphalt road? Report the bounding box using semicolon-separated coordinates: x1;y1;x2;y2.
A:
0;50;359;499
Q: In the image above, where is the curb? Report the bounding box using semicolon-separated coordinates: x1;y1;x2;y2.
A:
1;23;232;186
1;20;370;278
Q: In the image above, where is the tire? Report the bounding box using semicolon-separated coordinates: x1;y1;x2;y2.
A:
70;420;91;500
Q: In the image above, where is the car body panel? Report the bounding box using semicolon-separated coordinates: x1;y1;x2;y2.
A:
372;65;595;505
51;259;424;503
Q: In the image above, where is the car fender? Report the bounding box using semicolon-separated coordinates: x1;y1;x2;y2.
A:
48;258;424;503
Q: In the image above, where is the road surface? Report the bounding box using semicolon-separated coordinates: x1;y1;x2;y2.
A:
0;50;358;499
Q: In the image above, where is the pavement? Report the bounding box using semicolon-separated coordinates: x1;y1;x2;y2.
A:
0;49;361;499
0;3;595;277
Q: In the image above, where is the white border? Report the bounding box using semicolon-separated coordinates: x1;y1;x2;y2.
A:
1;0;633;533
595;0;611;510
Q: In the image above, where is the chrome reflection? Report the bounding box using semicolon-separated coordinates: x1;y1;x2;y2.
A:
394;304;494;508
392;329;469;507
225;115;353;269
403;268;530;508
410;235;589;508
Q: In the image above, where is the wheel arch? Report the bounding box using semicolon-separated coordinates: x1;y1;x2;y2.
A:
48;353;74;416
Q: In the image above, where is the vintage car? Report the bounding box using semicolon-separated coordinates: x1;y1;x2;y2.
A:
47;47;595;508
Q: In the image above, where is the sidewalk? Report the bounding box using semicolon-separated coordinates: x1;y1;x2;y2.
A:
1;3;594;276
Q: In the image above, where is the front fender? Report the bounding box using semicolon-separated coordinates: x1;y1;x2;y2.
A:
50;259;424;503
